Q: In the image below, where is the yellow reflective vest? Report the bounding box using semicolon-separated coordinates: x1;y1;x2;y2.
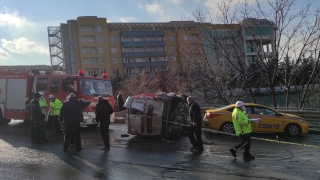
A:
39;98;47;114
49;98;62;116
232;107;252;135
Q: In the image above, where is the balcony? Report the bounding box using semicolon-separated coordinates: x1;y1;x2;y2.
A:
123;61;168;68
123;51;167;57
122;41;166;47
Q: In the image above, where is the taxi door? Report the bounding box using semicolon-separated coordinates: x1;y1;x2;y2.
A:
251;106;283;133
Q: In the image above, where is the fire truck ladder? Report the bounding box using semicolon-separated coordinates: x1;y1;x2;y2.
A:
0;65;65;75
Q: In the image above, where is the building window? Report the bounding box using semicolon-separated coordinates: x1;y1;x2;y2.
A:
157;36;164;41
133;37;143;42
110;37;116;43
184;45;189;50
80;25;94;32
135;57;145;62
83;48;97;54
146;47;155;52
123;47;132;52
96;26;102;32
100;68;106;74
170;46;175;52
183;35;188;40
159;56;166;61
122;37;131;42
84;59;98;64
99;58;105;64
157;46;164;51
169;36;175;42
113;68;119;75
82;36;95;42
112;58;118;64
98;47;104;53
124;58;132;63
134;47;144;52
170;56;176;61
111;48;117;53
146;36;155;41
149;67;155;72
171;66;177;71
147;57;157;62
124;68;132;74
97;36;103;42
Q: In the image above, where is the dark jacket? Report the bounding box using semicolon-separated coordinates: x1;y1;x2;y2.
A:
25;96;33;114
95;99;114;123
117;94;124;108
30;99;43;123
58;97;91;124
189;101;202;127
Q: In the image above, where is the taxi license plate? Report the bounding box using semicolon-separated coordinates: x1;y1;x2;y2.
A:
83;115;90;120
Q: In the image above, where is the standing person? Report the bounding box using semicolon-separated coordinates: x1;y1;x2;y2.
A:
30;93;50;144
38;92;47;118
229;101;255;160
59;93;91;151
95;96;114;150
48;95;62;135
187;96;204;151
117;91;124;111
25;91;35;142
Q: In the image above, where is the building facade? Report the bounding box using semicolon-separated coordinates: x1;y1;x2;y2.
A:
47;17;275;78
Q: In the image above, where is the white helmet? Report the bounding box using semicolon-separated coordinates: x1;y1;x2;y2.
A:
39;92;44;96
48;94;54;100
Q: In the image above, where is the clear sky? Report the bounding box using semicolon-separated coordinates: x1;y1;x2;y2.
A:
0;0;318;66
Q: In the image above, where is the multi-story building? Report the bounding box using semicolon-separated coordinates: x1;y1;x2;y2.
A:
47;17;275;77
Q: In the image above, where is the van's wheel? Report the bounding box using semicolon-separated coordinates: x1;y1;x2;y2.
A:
285;124;301;136
220;122;235;134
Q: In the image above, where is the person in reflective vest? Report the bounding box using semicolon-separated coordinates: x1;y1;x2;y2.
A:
229;101;255;160
38;92;47;118
48;95;62;135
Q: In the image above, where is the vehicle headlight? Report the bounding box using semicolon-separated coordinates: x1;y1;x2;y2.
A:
298;118;306;123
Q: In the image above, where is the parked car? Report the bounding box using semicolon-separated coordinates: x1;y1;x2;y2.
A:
203;103;309;136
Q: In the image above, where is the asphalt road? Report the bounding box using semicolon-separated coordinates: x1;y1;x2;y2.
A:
0;120;320;180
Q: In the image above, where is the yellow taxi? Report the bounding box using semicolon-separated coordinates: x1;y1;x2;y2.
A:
203;103;309;136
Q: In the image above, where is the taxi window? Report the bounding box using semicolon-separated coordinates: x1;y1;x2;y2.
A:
253;107;277;116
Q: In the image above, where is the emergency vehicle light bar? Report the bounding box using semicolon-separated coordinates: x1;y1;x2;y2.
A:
102;72;108;78
78;69;84;76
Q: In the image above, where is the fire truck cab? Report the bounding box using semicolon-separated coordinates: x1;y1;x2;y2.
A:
0;66;114;126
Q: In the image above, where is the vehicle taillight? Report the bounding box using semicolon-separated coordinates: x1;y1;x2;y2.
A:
206;113;220;118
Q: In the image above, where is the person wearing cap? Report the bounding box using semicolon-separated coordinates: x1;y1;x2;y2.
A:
48;95;62;135
187;96;204;151
30;93;50;144
95;96;114;150
229;101;255;160
59;93;91;151
25;91;35;142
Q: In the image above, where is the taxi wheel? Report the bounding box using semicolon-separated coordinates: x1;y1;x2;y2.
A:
285;124;301;136
221;122;235;134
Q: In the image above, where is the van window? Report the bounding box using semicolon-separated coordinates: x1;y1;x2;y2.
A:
36;78;48;92
50;78;60;93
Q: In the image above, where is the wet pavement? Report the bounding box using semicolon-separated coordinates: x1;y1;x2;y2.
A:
0;120;320;180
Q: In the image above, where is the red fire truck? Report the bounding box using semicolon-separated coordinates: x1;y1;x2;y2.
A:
0;66;114;126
